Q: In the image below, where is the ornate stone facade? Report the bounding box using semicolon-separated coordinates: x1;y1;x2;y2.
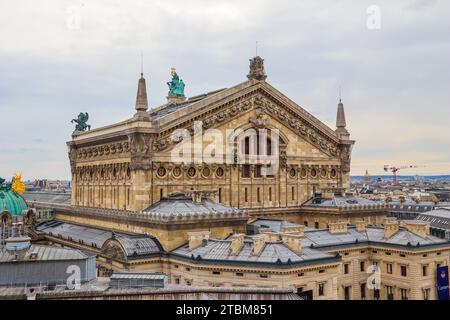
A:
67;57;355;216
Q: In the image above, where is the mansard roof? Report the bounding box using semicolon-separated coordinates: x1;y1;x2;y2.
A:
36;220;163;256
171;235;335;267
302;226;448;249
141;192;247;221
0;244;89;263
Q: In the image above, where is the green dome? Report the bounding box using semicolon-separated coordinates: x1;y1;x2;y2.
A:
0;188;28;216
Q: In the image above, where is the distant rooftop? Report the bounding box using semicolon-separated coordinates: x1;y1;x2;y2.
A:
303;192;386;209
23;191;71;206
416;208;450;230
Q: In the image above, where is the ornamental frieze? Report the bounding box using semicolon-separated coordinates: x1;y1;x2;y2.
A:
75;162;131;182
76;141;129;160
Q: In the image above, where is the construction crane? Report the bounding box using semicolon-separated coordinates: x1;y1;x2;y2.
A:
383;165;423;185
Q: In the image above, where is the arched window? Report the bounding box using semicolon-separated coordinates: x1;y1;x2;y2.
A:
241;131;273;156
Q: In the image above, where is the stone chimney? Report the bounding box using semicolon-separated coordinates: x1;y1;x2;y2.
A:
384;221;399;238
329;221;348;234
281;225;305;237
281;233;303;254
230;234;245;255
252;234;267;256
402;220;430;238
187;231;210;250
383;217;397;225
321;188;335;199
259;230;280;242
355;219;367;232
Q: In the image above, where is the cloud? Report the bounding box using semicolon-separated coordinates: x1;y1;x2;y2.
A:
0;0;449;179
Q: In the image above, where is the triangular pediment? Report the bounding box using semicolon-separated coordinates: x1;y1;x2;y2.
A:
151;80;341;157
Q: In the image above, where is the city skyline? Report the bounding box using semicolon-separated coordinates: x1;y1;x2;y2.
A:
1;0;450;180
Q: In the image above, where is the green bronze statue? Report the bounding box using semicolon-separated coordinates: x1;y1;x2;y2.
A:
71;112;91;131
167;68;185;97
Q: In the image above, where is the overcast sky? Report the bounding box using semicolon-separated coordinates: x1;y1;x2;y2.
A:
1;0;449;180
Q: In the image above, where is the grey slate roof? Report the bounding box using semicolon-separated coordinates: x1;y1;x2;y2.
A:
0;244;88;263
36;220;116;247
141;193;244;219
149;88;227;120
23;192;71;206
249;219;315;232
36;221;163;255
303;194;384;209
172;236;334;265
302;226;447;248
416;209;450;230
114;236;162;257
389;201;436;213
111;272;167;280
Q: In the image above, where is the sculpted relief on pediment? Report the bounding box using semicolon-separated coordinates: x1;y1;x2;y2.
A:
151;89;341;158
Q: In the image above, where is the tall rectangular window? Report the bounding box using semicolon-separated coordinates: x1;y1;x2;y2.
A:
401;265;407;277
344;264;349;274
318;283;325;296
401;289;408;300
242;165;250;178
269;187;272;201
257;187;261;203
387;286;394;300
254;165;262;178
422;265;428;276
423;288;430;300
360;283;366;300
360;261;365;272
244;136;250;155
267;138;272;155
244;188;248;203
218;188;222;203
344;286;351;300
387;263;393;274
292;186;295;200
